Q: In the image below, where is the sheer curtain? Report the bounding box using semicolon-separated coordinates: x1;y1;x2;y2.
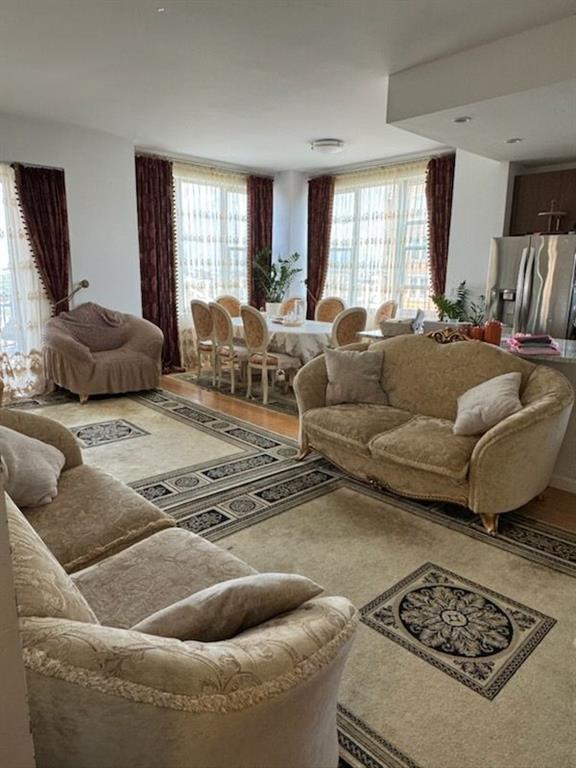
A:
0;164;51;402
173;163;248;367
324;160;434;319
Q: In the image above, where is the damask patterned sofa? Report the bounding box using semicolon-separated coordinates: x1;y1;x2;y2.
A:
3;409;357;768
294;335;573;533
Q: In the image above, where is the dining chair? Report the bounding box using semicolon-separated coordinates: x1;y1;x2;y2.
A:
315;296;345;323
331;307;367;347
209;302;248;394
215;295;241;317
190;300;216;385
240;305;300;405
373;299;398;326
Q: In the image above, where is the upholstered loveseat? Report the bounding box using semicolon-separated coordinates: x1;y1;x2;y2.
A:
294;335;573;533
3;408;357;768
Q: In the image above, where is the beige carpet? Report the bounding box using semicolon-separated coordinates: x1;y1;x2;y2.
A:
22;390;576;768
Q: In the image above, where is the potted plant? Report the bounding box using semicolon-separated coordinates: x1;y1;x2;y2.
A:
425;281;471;333
253;249;302;316
466;295;486;340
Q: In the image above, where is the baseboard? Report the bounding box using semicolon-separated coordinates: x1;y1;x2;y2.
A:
550;474;576;494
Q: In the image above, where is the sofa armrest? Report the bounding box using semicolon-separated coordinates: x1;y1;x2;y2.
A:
20;596;357;710
122;317;164;361
469;366;574;515
43;327;94;366
0;410;83;470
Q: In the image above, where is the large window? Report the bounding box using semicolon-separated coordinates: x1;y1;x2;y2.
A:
324;160;434;318
173;163;248;307
0;163;51;400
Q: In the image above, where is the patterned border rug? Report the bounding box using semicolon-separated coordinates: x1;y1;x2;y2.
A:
173;372;299;415
20;389;576;768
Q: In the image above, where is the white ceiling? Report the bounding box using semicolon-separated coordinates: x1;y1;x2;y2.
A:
2;0;576;171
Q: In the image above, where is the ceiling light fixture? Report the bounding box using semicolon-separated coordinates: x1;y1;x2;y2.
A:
453;116;472;124
157;7;166;12
310;138;345;154
506;137;524;144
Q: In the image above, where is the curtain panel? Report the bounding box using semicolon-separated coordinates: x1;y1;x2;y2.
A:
325;160;432;318
426;153;456;297
0;164;52;402
247;175;273;309
135;154;181;372
172;163;248;368
12;163;71;313
306;175;335;319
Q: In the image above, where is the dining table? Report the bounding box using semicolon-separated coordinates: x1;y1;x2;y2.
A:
231;316;333;364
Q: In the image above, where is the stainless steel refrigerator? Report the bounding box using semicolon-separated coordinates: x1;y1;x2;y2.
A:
486;235;576;339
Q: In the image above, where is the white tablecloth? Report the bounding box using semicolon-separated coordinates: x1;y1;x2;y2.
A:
232;317;332;363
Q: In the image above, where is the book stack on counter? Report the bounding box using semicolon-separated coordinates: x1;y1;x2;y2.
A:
507;333;561;356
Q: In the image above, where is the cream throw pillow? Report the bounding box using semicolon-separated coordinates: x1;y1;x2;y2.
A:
0;425;65;507
131;572;323;641
453;372;523;436
325;348;388;406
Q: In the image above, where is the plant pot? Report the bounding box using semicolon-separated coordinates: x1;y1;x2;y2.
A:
265;302;282;317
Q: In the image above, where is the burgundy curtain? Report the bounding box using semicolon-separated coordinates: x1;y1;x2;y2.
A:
306;175;335;319
247;175;273;309
13;164;71;313
426;153;456;297
135;155;181;372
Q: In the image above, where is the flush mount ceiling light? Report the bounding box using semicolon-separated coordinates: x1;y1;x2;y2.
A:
157;6;166;12
453;116;472;124
506;137;524;144
310;139;345;154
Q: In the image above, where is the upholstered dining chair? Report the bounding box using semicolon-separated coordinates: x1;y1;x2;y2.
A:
209;302;248;394
215;295;241;317
332;307;367;347
190;300;216;385
314;296;345;323
373;299;398;326
240;305;300;405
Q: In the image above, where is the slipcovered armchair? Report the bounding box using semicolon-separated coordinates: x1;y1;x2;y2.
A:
43;302;163;402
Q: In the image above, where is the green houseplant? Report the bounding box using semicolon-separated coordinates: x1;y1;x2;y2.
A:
253;249;302;313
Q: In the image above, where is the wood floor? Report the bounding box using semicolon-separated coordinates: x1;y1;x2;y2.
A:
161;374;576;533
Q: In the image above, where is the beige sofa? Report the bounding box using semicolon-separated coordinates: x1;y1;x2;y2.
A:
3;409;357;768
43;302;163;402
294;335;574;533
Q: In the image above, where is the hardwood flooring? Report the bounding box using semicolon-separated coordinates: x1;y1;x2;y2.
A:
161;374;576;533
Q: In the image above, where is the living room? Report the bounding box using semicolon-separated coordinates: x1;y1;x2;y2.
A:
1;2;576;768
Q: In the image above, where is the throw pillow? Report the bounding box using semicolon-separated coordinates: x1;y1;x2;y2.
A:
453;372;523;436
325;348;388;406
131;572;323;642
0;425;65;507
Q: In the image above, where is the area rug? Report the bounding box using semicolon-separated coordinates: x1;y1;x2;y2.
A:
24;390;576;768
173;371;299;415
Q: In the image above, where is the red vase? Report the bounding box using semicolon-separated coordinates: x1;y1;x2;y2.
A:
483;321;503;346
468;326;485;341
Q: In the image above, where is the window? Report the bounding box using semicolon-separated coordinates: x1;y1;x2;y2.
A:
173;163;248;308
324;160;434;318
0;163;51;400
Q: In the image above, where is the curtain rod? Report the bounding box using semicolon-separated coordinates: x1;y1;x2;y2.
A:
308;147;454;179
135;148;274;179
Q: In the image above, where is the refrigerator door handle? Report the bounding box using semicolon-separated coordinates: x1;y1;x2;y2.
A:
513;247;528;333
521;246;536;331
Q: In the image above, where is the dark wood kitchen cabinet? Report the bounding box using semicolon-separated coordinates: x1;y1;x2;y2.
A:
509;168;576;235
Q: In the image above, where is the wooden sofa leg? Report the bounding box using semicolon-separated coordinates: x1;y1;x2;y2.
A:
480;513;499;535
79;393;89;405
296;446;311;461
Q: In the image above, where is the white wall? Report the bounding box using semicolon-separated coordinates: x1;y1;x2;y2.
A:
446;150;510;300
0;113;141;315
272;171;308;300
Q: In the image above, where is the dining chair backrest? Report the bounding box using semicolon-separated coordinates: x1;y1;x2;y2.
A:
190;300;213;342
240;305;269;355
315;296;345;323
280;297;299;316
209;302;234;347
374;300;398;325
332;307;367;347
215;295;241;317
